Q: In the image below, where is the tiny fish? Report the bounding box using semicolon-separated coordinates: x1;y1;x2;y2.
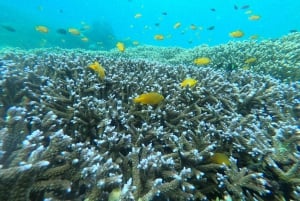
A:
181;78;198;88
1;25;16;32
207;26;215;30
116;42;125;52
194;57;211;65
56;28;67;35
154;34;164;40
162;12;168;15
248;15;261;21
133;92;164;105
229;30;244;38
241;5;250;9
244;57;257;64
134;13;142;19
35;25;49;33
68;28;80;35
132;41;139;45
173;22;181;29
81;37;89;42
88;61;105;80
210;8;216;12
234;5;238;10
210;153;230;166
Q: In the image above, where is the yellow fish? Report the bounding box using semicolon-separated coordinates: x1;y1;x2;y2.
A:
190;24;197;30
173;22;181;29
88;61;105;80
210;153;230;166
35;25;49;33
154;34;164;40
132;41;139;46
134;13;142;18
244;57;257;64
248;15;261;20
180;78;198;88
81;37;89;42
249;34;259;40
193;57;211;65
116;42;125;52
229;30;244;38
133;92;164;105
244;10;252;15
68;28;81;35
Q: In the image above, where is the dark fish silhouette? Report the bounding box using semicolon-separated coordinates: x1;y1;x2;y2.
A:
56;28;67;35
1;25;16;32
207;26;215;30
210;8;216;12
162;12;168;15
241;5;250;9
234;5;238;10
290;29;298;33
154;23;160;27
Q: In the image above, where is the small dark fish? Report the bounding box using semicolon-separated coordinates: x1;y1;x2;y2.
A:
210;8;216;12
234;5;238;10
290;29;298;33
58;9;63;13
1;25;16;32
207;26;215;30
56;28;67;35
241;5;250;9
162;12;168;15
154;23;160;27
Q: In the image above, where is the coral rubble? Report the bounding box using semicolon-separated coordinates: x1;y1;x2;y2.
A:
0;37;299;201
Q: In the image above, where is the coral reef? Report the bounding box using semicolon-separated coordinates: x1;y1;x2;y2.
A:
103;32;300;82
0;35;299;201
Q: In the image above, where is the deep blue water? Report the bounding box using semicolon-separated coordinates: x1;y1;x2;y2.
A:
0;0;299;49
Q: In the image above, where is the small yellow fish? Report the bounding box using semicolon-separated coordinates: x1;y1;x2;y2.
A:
82;24;91;30
229;30;244;38
116;42;125;52
88;61;105;80
81;37;89;42
133;92;164;105
244;57;257;64
173;22;181;29
244;10;252;15
68;28;81;35
132;41;139;45
181;78;198;88
242;65;250;70
193;57;211;65
248;15;261;20
108;188;121;201
190;24;197;30
210;153;230;166
154;34;164;40
134;13;142;18
35;25;49;33
249;34;259;40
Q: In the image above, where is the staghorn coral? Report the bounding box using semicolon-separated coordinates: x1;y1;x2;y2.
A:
0;35;300;201
96;32;300;82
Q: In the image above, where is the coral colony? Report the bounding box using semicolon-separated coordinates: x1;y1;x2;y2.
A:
0;33;300;201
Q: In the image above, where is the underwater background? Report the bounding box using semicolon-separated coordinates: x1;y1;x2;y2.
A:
1;0;300;49
0;1;300;201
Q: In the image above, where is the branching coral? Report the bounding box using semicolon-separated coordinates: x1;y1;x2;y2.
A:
0;40;299;201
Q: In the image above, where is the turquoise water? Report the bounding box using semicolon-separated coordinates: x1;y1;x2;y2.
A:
0;0;299;49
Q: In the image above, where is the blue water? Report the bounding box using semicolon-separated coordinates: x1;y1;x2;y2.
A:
0;0;299;49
